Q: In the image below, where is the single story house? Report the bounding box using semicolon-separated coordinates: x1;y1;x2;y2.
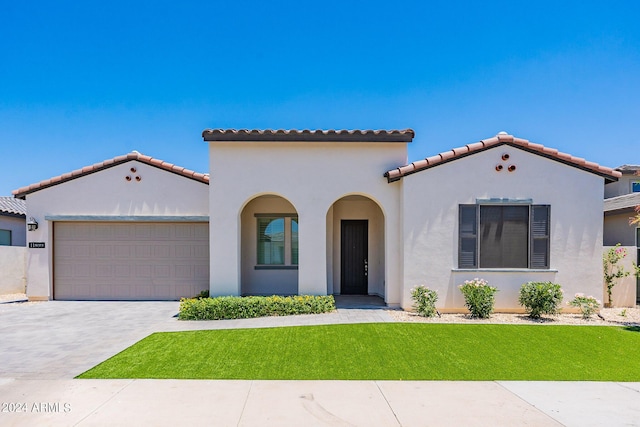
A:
13;131;622;311
0;196;26;247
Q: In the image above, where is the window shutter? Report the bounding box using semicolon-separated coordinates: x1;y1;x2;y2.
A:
530;205;550;268
458;205;477;268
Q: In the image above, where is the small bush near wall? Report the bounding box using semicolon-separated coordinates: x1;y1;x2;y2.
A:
178;295;336;320
459;278;497;319
568;294;601;319
410;286;438;317
518;282;564;319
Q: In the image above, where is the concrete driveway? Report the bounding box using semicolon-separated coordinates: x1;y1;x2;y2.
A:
0;301;181;379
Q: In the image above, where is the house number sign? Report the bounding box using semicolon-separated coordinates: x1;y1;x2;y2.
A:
29;242;45;249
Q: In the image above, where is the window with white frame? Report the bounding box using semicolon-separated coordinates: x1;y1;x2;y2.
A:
257;215;298;267
458;204;550;269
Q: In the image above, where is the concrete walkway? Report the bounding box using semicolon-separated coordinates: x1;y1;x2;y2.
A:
1;300;639;426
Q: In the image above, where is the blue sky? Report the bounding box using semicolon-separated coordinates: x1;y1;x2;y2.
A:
1;1;639;195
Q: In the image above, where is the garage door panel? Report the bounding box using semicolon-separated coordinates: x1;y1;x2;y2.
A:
96;265;113;278
153;265;171;277
154;245;171;258
135;245;152;258
114;246;131;258
54;222;209;300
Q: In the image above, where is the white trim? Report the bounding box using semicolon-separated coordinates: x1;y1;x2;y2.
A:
453;268;558;273
44;215;209;222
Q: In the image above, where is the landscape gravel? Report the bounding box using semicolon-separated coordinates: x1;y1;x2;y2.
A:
387;306;640;326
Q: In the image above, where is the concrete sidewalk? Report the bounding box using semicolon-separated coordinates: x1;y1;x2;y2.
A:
1;379;639;426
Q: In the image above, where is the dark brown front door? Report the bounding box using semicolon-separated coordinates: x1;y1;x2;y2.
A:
341;220;368;295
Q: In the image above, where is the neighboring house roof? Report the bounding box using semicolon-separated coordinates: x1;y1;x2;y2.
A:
385;132;622;183
604;192;640;215
0;197;26;217
12;151;209;199
615;164;640;174
202;128;415;142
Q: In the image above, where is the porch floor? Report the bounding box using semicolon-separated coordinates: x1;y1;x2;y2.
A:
333;295;386;309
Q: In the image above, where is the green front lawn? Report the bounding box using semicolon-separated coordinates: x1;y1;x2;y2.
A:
78;323;640;381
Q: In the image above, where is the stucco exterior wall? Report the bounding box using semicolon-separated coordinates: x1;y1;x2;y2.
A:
23;161;209;300
0;215;26;246
401;145;605;311
209;141;406;304
604;213;638;246
0;246;26;294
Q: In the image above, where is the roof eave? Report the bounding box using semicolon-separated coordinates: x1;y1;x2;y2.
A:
12;154;209;199
202;129;415;143
385;137;622;183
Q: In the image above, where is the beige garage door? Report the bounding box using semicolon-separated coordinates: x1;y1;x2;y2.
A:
54;222;209;300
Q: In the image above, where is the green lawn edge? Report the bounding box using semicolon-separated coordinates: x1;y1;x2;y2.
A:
77;323;640;381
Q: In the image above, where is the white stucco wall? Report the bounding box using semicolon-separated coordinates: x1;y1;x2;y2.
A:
22;161;209;300
401;145;606;311
0;246;26;294
209;141;406;304
0;215;26;246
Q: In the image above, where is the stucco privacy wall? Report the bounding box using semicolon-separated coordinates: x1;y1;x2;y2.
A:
208;141;406;304
401;145;606;311
0;246;26;294
23;160;209;300
604;246;638;308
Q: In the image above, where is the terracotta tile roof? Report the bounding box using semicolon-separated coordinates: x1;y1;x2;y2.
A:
0;197;26;216
385;132;622;183
12;151;209;199
202;128;415;142
604;192;640;214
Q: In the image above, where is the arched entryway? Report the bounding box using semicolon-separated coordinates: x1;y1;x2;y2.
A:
326;195;385;298
240;194;299;295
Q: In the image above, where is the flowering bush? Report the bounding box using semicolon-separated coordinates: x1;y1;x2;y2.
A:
568;293;601;319
459;278;498;318
518;282;563;319
603;244;629;307
411;286;438;317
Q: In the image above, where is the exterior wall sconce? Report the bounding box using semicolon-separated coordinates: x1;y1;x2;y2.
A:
27;217;38;231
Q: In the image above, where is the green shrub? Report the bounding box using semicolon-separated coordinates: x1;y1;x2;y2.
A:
568;293;601;319
194;289;210;299
410;286;438;317
518;281;563;319
459;278;497;318
178;295;336;320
